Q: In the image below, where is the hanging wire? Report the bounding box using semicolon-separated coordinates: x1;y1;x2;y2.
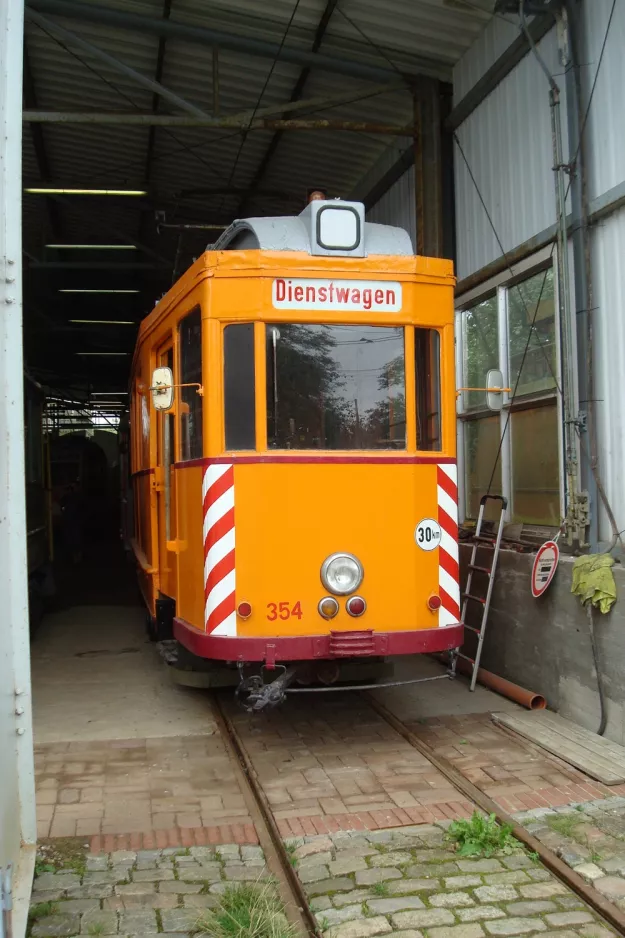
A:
223;0;304;198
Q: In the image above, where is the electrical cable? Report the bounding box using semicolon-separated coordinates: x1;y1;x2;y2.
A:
587;603;608;736
223;0;304;200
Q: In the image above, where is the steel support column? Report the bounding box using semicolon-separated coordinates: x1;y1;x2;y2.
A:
413;77;444;257
0;2;37;937
565;0;599;549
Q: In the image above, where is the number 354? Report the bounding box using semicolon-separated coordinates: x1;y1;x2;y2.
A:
267;601;302;621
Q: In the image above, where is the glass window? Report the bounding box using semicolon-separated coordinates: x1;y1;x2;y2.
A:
179;308;203;460
464;415;503;520
508;267;557;396
511;402;560;525
415;328;441;451
224;324;256;450
464;295;498;410
266;324;405;450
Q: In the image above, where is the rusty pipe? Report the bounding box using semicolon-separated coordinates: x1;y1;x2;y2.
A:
441;655;546;709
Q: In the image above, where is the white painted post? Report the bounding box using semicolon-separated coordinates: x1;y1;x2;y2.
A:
0;1;37;936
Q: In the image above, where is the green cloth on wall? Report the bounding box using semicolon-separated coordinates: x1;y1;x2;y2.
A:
571;553;617;614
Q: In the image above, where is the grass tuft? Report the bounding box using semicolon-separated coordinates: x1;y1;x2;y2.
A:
87;924;106;936
546;813;583;839
371;881;389;897
446;811;518;858
194;881;298;938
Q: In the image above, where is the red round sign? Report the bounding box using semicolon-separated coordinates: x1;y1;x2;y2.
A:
531;540;560;598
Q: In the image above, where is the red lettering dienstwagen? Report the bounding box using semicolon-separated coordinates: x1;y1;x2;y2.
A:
273;277;402;311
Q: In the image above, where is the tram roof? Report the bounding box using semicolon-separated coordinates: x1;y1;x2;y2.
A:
22;0;496;393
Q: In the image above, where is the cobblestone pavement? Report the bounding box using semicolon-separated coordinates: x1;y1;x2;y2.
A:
290;822;618;938
29;843;268;937
35;734;257;846
515;797;625;912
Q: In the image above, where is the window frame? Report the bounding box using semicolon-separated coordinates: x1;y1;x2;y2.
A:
455;247;565;529
177;305;203;462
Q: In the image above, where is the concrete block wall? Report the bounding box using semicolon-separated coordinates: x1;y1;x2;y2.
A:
460;545;625;745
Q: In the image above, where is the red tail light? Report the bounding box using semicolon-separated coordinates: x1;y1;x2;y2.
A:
427;594;441;611
237;601;252;619
346;596;366;617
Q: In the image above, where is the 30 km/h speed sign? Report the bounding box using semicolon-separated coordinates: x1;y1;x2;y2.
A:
415;518;442;552
531;540;559;598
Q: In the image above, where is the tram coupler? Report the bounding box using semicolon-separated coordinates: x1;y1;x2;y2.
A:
235;664;298;712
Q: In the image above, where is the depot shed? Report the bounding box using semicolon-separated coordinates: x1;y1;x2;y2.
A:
3;0;625;934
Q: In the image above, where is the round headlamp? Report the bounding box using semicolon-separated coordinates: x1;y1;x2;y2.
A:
321;552;363;596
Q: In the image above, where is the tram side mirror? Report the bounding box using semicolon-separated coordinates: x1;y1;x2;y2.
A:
151;366;174;411
486;368;505;412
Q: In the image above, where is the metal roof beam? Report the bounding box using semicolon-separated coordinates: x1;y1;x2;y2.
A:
27;0;412;84
446;13;554;131
25;8;210;118
23;112;414;134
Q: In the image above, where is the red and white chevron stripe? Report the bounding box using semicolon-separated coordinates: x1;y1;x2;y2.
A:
437;463;461;627
203;463;236;636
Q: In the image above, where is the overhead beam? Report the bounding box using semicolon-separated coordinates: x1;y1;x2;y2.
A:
27;0;413;84
23;111;414;134
237;0;339;216
446;13;554;131
25;8;210;118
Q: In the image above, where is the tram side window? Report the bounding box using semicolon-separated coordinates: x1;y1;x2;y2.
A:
224;324;256;450
415;328;441;451
179;307;203;460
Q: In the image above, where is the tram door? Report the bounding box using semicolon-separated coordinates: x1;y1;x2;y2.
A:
155;338;178;602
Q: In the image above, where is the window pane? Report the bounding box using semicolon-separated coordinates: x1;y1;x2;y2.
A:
464;416;502;519
179;308;203;460
415;328;441;451
224;324;256;450
464;295;498;410
511;403;560;525
266;324;405;450
508;267;557;395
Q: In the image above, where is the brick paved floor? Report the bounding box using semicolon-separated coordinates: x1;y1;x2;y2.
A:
406;713;624;813
292;822;618;938
226;696;474;839
35;734;257;847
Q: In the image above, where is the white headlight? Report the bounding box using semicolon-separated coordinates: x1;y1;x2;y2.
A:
321;552;363;596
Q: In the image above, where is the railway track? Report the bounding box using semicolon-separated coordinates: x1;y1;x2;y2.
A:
210;687;625;938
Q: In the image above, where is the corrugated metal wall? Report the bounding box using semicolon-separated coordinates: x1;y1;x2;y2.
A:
591;206;625;542
366;166;416;250
581;0;625;202
453;25;568;282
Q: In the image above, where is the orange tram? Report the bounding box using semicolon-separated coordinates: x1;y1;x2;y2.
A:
128;197;463;709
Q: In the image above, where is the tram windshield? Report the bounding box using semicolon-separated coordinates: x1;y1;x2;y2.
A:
266;324;406;450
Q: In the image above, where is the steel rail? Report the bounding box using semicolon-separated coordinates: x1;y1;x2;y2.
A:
210;693;321;938
364;692;625;937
